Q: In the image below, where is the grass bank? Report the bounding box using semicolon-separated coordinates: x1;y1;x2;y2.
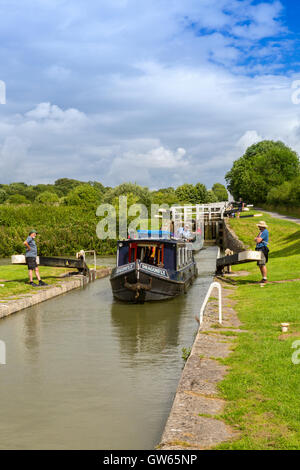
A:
230;211;300;281
216;211;300;449
0;265;75;300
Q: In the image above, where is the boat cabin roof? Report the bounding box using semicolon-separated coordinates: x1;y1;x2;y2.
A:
118;238;188;246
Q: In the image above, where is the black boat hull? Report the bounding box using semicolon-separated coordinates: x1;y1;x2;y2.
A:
110;263;197;303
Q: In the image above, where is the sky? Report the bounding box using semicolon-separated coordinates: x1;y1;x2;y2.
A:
0;0;300;189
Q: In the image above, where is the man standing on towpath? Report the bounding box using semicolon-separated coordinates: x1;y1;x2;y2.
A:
24;230;48;287
255;221;269;284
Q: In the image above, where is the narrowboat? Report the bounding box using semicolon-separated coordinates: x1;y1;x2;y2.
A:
110;231;198;303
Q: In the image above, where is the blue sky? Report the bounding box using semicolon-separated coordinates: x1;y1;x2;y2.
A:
0;0;299;188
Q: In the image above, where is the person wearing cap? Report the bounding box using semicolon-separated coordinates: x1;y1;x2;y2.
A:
23;230;48;287
236;197;245;218
254;221;269;283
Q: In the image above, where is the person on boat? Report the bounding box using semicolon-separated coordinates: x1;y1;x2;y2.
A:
176;225;184;238
183;226;192;241
254;221;269;284
23;230;48;287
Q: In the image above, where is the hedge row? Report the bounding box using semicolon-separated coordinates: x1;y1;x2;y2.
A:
0;205;117;257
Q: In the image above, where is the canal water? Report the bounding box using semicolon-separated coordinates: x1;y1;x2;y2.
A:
0;247;218;450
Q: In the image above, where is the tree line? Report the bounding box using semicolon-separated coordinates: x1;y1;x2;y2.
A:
0;180;228;257
0;179;228;207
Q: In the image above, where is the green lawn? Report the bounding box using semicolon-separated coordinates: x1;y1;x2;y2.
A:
0;265;73;300
229;211;300;281
216;212;300;449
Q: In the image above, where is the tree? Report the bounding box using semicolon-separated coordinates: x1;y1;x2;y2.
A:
175;183;208;204
194;183;208;203
35;191;60;205
7;194;30;204
175;184;196;203
33;184;58;196
225;140;300;204
104;183;152;209
212;183;228;201
54;178;83;196
0;189;7;203
2;182;35;200
206;190;218;203
88;181;106;195
267;176;300;207
151;188;179;206
7;182;28;193
65;184;103;207
289;176;300;206
112;192;140;218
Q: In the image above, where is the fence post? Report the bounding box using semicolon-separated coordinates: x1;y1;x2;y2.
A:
199;282;222;325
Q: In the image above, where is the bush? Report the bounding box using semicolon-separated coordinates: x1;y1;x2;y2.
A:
0;205;117;257
0;189;7;203
35;191;60;205
267;176;300;207
65;184;103;207
7;194;30;204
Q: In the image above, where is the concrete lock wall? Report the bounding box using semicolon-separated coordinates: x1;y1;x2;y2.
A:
222;218;247;253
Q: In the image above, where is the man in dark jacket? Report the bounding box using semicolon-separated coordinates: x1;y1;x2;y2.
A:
23;230;48;287
237;197;244;218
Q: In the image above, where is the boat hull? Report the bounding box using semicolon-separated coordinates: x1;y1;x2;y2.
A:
110;262;197;303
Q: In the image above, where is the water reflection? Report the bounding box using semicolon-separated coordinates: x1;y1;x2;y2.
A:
110;296;186;364
23;309;41;355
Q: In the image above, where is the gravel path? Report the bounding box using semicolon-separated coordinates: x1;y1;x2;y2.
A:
256;208;300;224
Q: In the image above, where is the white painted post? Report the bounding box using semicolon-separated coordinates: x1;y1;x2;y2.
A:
199;282;222;325
82;250;97;272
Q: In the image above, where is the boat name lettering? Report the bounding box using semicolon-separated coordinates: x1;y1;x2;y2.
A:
116;263;135;274
140;264;168;277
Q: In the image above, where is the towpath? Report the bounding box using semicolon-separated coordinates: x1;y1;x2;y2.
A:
256;208;300;224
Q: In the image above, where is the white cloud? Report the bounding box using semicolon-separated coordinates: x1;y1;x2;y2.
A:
231;1;285;40
236;131;263;152
1;64;300;188
123;147;188;169
25;102;87;122
0;0;299;188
